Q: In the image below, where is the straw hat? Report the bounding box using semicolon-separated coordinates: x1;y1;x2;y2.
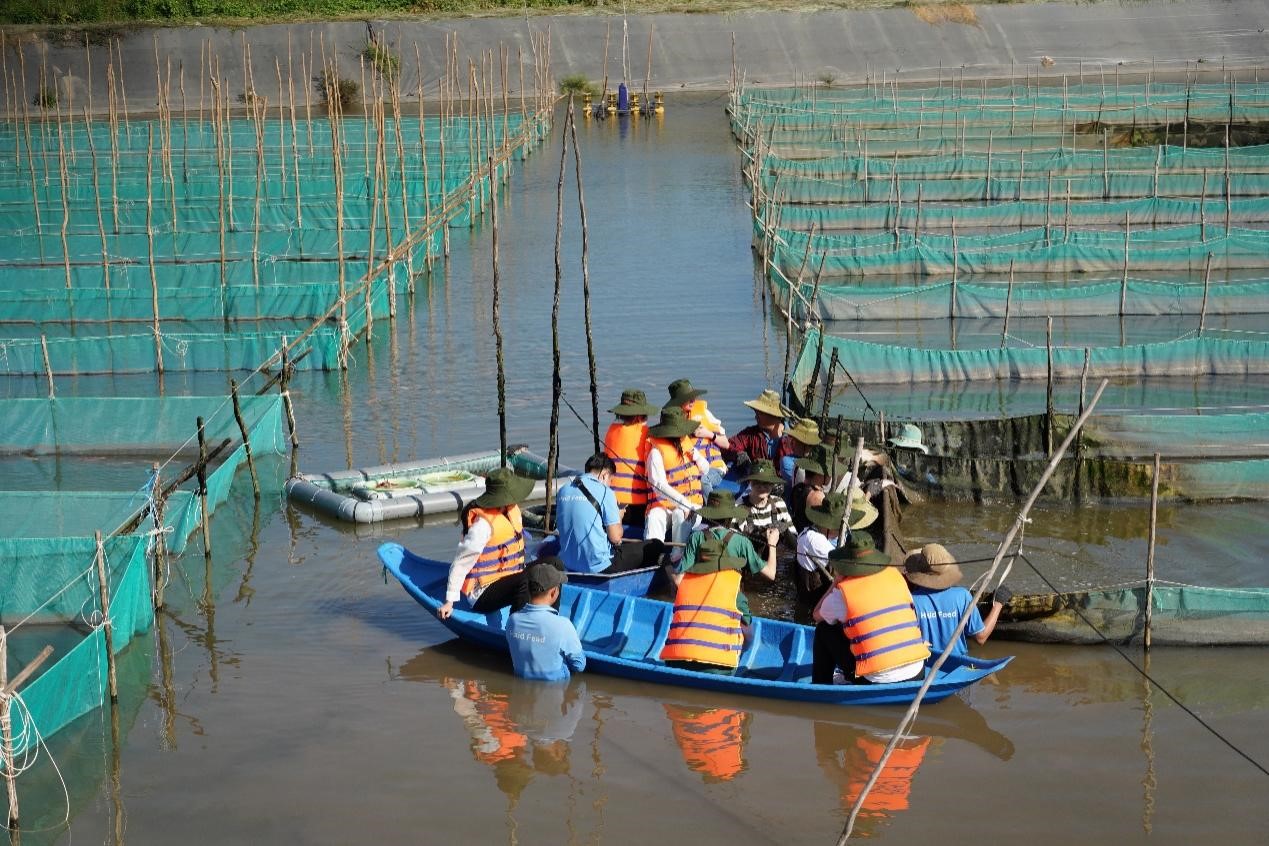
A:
846;488;879;530
743;389;792;419
473;467;536;509
742;459;782;486
827;533;891;578
696;490;750;522
887;423;929;454
608;388;659;417
787;418;822;446
902;543;963;590
685;535;746;575
666;378;707;406
648;406;700;439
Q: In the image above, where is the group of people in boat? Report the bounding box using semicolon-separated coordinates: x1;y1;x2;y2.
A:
438;380;1011;684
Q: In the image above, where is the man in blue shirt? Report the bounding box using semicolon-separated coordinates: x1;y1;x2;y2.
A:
903;543;1011;657
556;454;665;574
506;562;587;681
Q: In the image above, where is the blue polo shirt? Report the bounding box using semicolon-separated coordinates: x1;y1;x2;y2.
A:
505;604;587;681
556;475;620;573
909;585;985;657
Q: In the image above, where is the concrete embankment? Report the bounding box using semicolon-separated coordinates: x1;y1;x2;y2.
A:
3;0;1266;112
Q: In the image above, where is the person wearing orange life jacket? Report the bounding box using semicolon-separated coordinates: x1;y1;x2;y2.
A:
665;378;730;500
659;536;751;675
813;533;930;685
812;720;934;834
662;703;752;783
439;467;535;620
602;388;658;528
643;406;707;560
674;490;778;632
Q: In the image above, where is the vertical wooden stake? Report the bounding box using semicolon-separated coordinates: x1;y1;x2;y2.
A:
1001;261;1014;348
147;125;164;373
230;379;260;499
1199;252;1213;336
1144;452;1160;652
280;338;300;451
568;100;601;451
950;216;958;319
490;152;508;467
1079;347;1091;417
1;626;19;833
40;335;55;397
1045;316;1055;456
94;530;119;702
546;104;568;528
150;462;168;609
196;416;213;564
1120;211;1131;317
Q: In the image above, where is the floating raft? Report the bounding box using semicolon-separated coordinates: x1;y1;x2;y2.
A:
285;446;577;524
989;583;1269;646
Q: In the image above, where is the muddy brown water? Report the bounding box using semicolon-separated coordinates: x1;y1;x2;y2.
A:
10;96;1267;844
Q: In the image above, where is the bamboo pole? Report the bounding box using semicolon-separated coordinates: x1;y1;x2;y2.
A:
1199;252;1213;336
545;104;569;530
415;43;433;275
94;531;119;702
1120;211;1131;316
1045;316;1055;456
83;112;111;290
56;89;72;290
490;150;508;467
2;628;53;834
950;216;958;318
568;99;601;450
150;462;168;609
1144;452;1160;651
1200;169;1208;241
1001;260;1014;348
251;93;265;289
196;416;213;564
40;335;55;396
281;339;300;451
146;125;164;373
840;380;1112;845
230;379;260;499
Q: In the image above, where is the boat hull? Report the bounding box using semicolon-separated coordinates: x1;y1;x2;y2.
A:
378;542;1010;706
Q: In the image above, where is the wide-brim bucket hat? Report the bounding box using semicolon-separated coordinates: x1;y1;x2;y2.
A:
788;418;822;447
794;444;846;478
887;422;929;454
828;533;892;577
666;378;707;406
742;459;782;486
902;543;964;590
648;406;699;439
696;490;750;522
609;388;659;417
743;389;792;419
847;488;879;530
473;467;536;509
685;535;747;575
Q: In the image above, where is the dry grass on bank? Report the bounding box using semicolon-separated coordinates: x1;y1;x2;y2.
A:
910;3;981;27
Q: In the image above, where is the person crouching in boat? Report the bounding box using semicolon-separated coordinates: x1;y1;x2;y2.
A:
665;378;730;501
812;533;930;685
556;453;666;575
505;562;587;681
733;459;797;558
659;536;757;676
603;388;658;528
644;406;707;562
439;467;536;620
902;543;1012;657
794;485;875;607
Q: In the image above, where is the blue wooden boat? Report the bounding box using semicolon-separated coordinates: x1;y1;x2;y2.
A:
377;542;1011;706
567;564;662;596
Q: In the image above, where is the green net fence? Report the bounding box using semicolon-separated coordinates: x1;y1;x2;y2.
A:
0;392;284;762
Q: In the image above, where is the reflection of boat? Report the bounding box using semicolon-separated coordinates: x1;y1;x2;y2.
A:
813;720;936;836
284;446;578;524
378;542;1011;706
662;703;751;783
985;583;1269;646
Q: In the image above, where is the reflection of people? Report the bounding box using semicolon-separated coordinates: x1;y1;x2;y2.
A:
556;454;665;574
813;534;929;684
506;563;586;681
813;721;935;834
440;468;534;620
663;703;752;783
903;543;1011;656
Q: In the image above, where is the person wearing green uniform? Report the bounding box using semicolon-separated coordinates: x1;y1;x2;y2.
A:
672;490;778;627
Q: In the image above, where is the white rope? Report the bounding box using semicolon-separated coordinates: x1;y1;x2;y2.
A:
0;691;73;832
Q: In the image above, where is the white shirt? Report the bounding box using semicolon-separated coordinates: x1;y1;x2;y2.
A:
818;586;925;684
645;442;701;512
445;517;492;603
796;527;837;573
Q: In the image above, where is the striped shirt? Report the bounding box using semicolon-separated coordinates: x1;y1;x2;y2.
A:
736;494;797;548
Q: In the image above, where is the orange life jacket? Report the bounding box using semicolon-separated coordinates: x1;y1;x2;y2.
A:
687;399;728;473
663;704;749;783
648;437;703;512
836;567;930;678
462;505;526;597
604;420;651;506
841;734;932;814
659;569;744;668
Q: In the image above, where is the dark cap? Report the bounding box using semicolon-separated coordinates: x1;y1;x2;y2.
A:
527;558;567;594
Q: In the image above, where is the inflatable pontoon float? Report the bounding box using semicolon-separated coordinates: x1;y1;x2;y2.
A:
285;446;577;524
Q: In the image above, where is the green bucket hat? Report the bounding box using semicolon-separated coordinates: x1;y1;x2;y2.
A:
648;406;699;439
473;467;536;509
887;422;929;454
696;489;749;522
787;417;822;447
795;444;846;478
685;535;746;575
805;491;875;532
608;388;659;417
666;378;707;406
827;533;892;577
742;459;782;486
